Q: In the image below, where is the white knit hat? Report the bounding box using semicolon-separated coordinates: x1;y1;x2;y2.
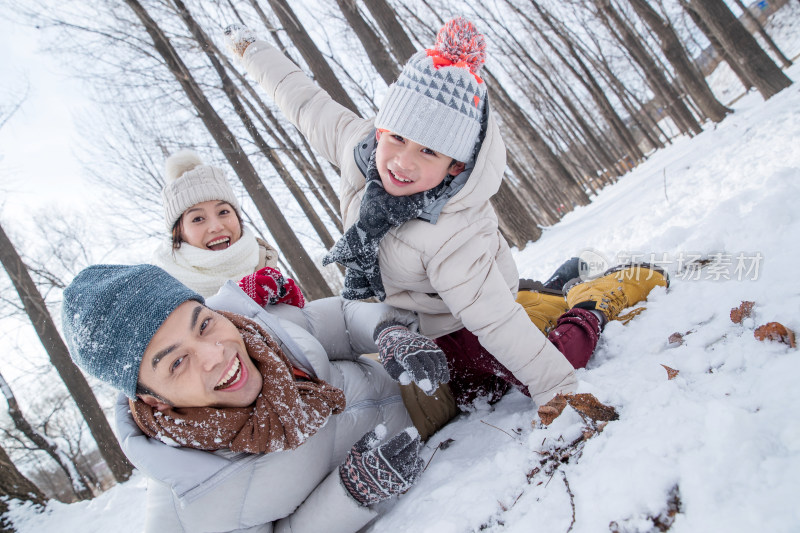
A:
375;17;487;163
161;150;240;230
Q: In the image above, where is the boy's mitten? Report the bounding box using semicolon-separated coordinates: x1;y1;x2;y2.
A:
339;425;423;507
223;24;257;58
374;320;450;394
238;267;305;308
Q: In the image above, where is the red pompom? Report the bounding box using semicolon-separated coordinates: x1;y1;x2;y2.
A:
434;17;486;74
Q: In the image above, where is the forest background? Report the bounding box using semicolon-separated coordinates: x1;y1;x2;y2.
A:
0;0;796;523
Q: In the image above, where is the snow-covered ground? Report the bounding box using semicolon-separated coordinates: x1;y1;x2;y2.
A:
6;8;800;533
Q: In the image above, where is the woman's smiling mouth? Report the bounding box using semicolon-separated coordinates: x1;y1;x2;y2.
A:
206;236;231;251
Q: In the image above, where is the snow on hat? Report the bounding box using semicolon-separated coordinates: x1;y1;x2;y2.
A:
375;17;487;163
62;264;204;398
161;149;240;231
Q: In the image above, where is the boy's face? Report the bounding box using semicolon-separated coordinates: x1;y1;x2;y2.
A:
138;301;262;410
375;130;465;196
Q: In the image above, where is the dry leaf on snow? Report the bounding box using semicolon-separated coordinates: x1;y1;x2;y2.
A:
661;364;679;380
730;301;755;324
565;393;619;422
537;394;567;426
537;393;618;426
754;322;796;348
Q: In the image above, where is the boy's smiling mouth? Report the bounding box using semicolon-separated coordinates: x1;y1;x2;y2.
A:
388;169;413;185
206;236;231;251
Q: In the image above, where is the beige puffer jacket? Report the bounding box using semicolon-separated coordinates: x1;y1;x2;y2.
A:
242;42;576;404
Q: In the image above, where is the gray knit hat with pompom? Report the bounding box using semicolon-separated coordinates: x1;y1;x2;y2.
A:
62;264;204;398
375;17;487;163
161;149;240;230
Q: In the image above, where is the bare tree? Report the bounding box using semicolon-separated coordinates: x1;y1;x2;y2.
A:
0;371;93;501
627;0;731;123
170;0;338;251
334;0;398;84
731;0;792;68
0;442;47;532
123;0;334;299
362;0;417;63
263;0;361;115
594;0;703;136
681;0;792;99
526;0;646;163
0;222;133;484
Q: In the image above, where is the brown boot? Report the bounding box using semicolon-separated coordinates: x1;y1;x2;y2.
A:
564;263;669;323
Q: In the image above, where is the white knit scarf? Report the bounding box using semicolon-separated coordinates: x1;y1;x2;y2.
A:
152;227;261;297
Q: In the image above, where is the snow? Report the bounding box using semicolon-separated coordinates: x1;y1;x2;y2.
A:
6;11;800;533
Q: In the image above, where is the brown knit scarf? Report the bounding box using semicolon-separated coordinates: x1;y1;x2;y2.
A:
130;310;345;453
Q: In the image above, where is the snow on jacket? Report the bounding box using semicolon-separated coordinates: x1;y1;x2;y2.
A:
115;281;413;533
241;41;577;405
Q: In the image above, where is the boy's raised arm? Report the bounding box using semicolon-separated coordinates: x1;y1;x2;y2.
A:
225;25;370;172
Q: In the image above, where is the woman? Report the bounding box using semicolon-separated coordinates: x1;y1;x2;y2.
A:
152;149;281;299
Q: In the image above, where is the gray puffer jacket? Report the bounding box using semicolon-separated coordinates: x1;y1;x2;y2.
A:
114;282;414;533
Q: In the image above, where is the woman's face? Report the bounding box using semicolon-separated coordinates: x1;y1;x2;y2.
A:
180;201;242;251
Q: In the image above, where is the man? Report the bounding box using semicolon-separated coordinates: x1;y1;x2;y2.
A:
63;264;439;533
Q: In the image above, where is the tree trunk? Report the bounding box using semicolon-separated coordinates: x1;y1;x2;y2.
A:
171;0;337;251
731;0;792;68
526;0;646;163
124;0;334;300
0;372;93;501
362;0;417;63
0;223;133;483
334;0;398;84
492;181;542;249
595;0;703;136
264;0;361;115
0;443;47;532
681;2;754;92
627;0;731;123
486;68;590;208
683;0;792;99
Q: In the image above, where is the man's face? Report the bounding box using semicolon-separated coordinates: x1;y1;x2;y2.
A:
138;301;262;410
374;130;465;197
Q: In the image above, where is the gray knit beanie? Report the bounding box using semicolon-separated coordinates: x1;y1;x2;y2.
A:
62;264;204;398
375;17;487;163
161;149;240;230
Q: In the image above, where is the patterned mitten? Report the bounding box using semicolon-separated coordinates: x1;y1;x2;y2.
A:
223;24;257;58
375;321;450;394
339;425;423;507
238;267;306;308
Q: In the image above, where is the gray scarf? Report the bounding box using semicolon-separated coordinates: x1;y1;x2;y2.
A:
322;152;450;300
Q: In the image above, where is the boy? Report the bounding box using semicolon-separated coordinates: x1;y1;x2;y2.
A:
225;18;667;409
62;264;431;533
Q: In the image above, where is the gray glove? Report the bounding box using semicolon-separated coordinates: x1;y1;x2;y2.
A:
374;320;450;394
339;425;423;507
223;24;257;58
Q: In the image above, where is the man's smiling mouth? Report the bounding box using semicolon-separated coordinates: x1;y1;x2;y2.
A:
215;355;243;390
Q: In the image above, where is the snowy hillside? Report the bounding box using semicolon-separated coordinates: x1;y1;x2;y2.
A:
6;9;800;533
